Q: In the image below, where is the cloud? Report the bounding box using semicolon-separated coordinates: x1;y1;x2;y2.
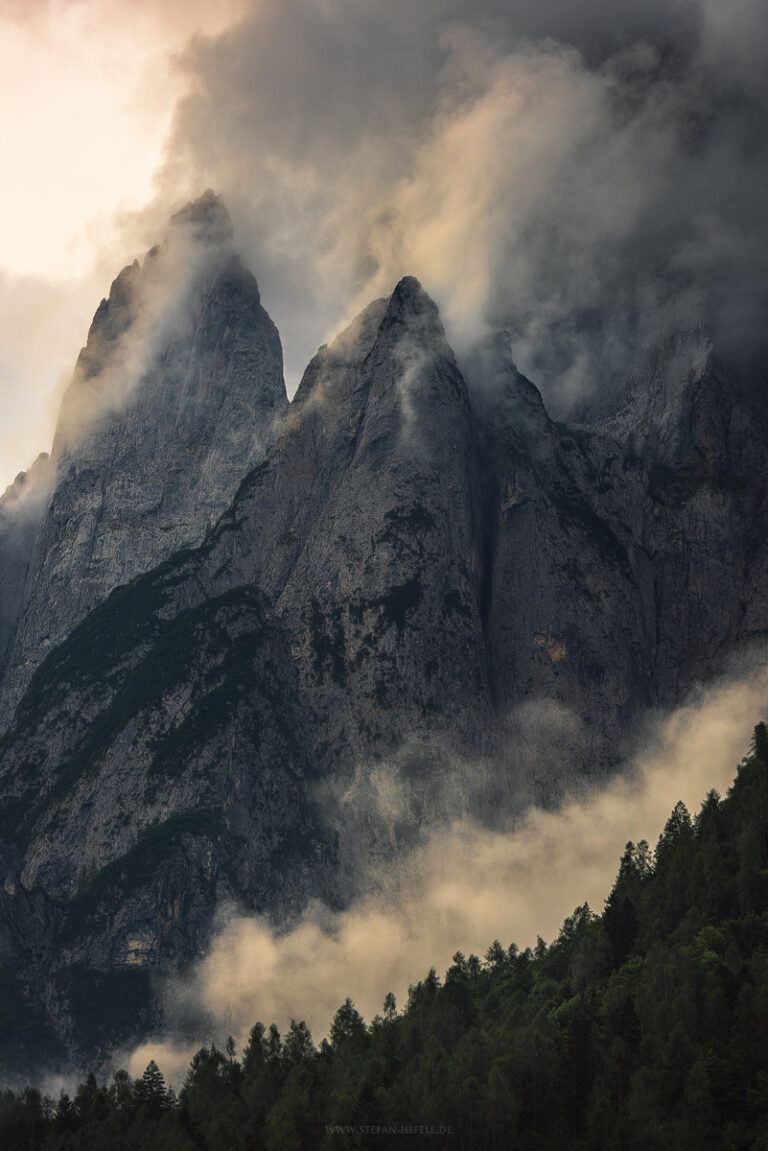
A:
5;0;766;483
0;0;246;488
151;0;768;409
0;272;97;489
128;665;768;1084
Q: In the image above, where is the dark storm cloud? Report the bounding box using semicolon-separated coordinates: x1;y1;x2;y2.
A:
156;0;767;406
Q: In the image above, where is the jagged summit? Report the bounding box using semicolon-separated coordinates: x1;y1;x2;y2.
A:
329;276;442;356
292;297;388;408
390;274;432;307
292;277;449;412
462;329;549;445
382;275;443;332
99;259;140;316
325;297;389;362
70;194;237;404
73;262;141;388
0;196;286;723
169;188;233;247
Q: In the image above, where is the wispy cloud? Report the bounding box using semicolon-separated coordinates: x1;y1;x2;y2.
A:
156;0;768;407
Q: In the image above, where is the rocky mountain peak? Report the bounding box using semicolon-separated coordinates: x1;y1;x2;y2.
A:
0;455;52;697
291;298;388;412
57;194;248;458
101;259;141;318
327;297;389;366
462;330;550;450
169;188;234;249
587;327;748;479
0;195;287;726
291;279;456;428
73;262;141;388
380;275;443;339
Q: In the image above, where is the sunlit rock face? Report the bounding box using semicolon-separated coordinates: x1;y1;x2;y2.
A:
2;211;768;1073
0;192;287;724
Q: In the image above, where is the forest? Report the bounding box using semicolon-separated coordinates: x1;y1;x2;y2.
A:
4;723;768;1150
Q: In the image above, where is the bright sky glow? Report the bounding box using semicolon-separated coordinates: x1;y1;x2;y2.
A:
0;0;242;488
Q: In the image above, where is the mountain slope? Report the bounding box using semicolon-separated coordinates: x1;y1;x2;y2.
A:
0;454;51;684
1;232;768;1069
0;192;287;726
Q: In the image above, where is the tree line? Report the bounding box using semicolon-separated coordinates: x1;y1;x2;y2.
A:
4;723;768;1149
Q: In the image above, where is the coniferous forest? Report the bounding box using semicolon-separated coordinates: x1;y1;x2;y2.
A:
4;724;768;1150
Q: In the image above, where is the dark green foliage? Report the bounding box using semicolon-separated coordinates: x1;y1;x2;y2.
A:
645;463;743;507
132;1061;171;1118
647;462;707;506
329;998;368;1053
442;589;473;620
378;503;437;560
752;722;768;762
7;725;768;1149
382;503;436;535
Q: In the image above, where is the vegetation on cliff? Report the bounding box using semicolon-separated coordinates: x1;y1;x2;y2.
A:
4;723;768;1150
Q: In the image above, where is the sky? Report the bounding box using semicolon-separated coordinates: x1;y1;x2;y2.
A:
1;0;767;490
0;0;243;489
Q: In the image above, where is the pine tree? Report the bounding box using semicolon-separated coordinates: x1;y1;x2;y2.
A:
283;1019;314;1066
330;998;368;1051
133;1060;170;1116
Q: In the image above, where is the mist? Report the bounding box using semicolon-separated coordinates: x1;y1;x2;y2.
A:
151;0;768;409
50;193;239;467
4;0;766;485
126;666;768;1084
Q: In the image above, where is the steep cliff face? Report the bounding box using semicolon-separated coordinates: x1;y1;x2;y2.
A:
1;246;768;1073
206;278;493;773
0;192;287;726
0;280;490;962
591;335;768;694
462;335;654;805
0;454;52;684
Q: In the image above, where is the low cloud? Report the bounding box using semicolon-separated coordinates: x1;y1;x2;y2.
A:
0;452;51;517
5;0;767;483
129;665;768;1084
151;0;768;409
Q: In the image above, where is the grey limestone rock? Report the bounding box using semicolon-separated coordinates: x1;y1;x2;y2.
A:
2;258;768;1072
0;191;287;727
0;454;52;694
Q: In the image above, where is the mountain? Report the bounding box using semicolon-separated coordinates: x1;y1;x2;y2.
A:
0;453;52;683
0;191;286;724
1;198;768;1072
